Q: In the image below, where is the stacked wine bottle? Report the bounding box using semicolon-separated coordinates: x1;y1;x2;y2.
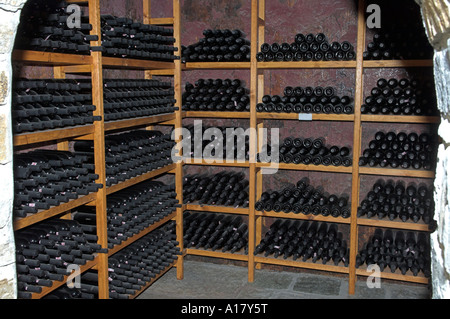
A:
364;12;433;60
182;78;250;112
358;179;434;224
361;78;438;116
255;219;349;266
103;79;177;121
256;33;356;62
15;0;99;54
356;228;431;277
255;178;351;219
260;136;352;167
359;131;437;170
13;150;103;218
256;85;354;115
73;180;180;249
79;224;181;299
73;130;175;187
12;79;101;134
15;218;107;299
182;29;251;62
100;15;179;61
181;212;248;254
181;125;249;161
183;172;249;208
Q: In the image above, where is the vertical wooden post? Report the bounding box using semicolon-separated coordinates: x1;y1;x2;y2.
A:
172;0;184;280
89;0;109;299
349;0;366;295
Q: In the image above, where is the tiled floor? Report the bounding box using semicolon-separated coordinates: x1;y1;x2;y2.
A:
137;258;431;299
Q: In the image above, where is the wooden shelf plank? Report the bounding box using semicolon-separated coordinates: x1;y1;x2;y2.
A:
184;158;250;167
256;210;351;224
254;256;349;274
107;211;177;256
355;268;429;284
363;59;433;68
106;164;177;196
30;256;99;299
257;162;353;174
148;17;174;25
12;50;92;66
357;217;432;232
185;204;249;215
13;125;95;147
257;113;354;121
258;61;357;69
13;192;97;231
359;167;436;179
186;248;248;261
184;62;251;69
361;115;441;124
184;111;250;119
102;56;175;70
104;114;177;132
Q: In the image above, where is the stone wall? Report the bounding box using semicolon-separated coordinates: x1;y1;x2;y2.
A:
0;0;27;299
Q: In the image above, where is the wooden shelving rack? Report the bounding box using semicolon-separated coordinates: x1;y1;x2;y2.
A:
12;0;184;299
11;0;438;299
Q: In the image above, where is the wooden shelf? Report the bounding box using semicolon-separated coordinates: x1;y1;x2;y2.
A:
102;56;175;70
184;111;250;119
30;255;99;299
254;255;349;274
185;204;249;215
355;268;429;284
257;162;353;174
257;61;357;69
12;50;92;66
357;217;432;232
363;59;433;68
359;167;436;179
257;113;354;121
131;261;177;299
186;248;248;262
361;115;440;124
106;164;177;196
13;125;95;147
104;114;177;132
184;158;250;167
184;62;251;69
107;211;177;256
13;192;97;231
256;210;351;224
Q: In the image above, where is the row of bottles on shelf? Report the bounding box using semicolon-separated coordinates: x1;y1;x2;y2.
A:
356;228;431;277
260;136;353;167
103;79;177;121
12;78;177;134
358;179;434;225
362;78;437;116
40;223;181;299
257;85;354;115
257;33;356;62
181;212;248;253
183;172;249;208
255;177;351;219
359;131;438;171
15;218;107;299
73;180;180;249
12;79;100;134
73;130;175;187
15;1;180;61
182;78;250;112
182;29;250;63
255;219;349;266
13;150;103;218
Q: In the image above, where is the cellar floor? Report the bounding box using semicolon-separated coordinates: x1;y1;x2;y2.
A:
137;258;430;299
